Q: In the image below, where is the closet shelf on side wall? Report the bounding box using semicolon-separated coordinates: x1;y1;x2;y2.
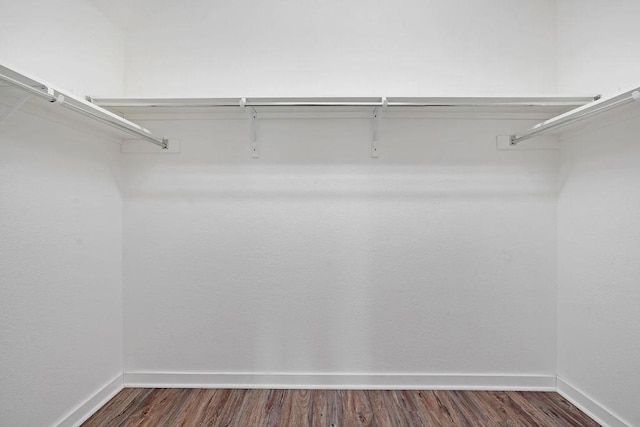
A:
0;64;168;149
510;87;640;145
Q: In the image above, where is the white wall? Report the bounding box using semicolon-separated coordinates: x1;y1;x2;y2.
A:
0;99;123;426
557;111;640;427
123;0;558;97
122;115;558;381
556;1;640;425
0;0;125;97
557;0;640;97
0;2;125;425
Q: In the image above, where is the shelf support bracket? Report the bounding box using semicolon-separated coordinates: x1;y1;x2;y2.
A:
371;97;388;158
240;98;259;158
0;94;31;125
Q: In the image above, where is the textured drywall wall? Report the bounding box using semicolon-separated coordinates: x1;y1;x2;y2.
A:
0;100;123;426
122;116;558;379
557;111;640;426
0;0;125;97
556;1;640;424
122;0;557;97
557;0;640;97
0;3;125;424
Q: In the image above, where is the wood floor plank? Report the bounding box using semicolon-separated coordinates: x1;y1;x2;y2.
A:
416;390;456;427
263;388;287;426
171;389;214;426
505;391;563;426
232;389;265;426
288;389;313;426
380;390;412;427
195;389;235;425
392;389;427;426
276;387;296;427
367;389;396;426
448;390;494;426
346;389;374;426
215;389;247;426
309;389;331;426
327;389;342;426
83;388;600;426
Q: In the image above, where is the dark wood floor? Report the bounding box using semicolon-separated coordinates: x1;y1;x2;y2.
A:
83;388;599;426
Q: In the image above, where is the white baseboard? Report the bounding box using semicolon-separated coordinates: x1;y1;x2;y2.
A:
556;377;629;427
56;374;124;427
50;373;633;427
123;372;555;391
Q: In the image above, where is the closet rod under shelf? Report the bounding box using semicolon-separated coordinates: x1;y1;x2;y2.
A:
0;65;167;149
511;88;640;145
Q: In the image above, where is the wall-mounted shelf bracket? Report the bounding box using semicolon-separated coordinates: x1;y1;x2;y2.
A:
240;98;259;158
47;87;65;105
0;93;31;125
371;97;388;158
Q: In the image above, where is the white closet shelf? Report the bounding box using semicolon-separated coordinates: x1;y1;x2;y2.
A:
89;96;596;116
92;92;640;146
6;59;636;147
0;64;168;148
510;87;640;144
97;96;635;150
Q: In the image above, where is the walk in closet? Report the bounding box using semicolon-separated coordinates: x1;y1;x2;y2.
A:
1;1;639;426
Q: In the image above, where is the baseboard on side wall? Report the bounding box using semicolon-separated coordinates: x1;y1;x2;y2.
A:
123;372;556;391
556;377;629;427
56;374;123;427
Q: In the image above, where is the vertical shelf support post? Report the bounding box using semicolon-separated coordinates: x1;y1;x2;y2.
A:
240;97;259;158
371;97;388;158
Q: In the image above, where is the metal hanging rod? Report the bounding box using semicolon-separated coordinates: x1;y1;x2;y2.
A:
511;88;640;145
88;96;596;109
0;65;167;149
